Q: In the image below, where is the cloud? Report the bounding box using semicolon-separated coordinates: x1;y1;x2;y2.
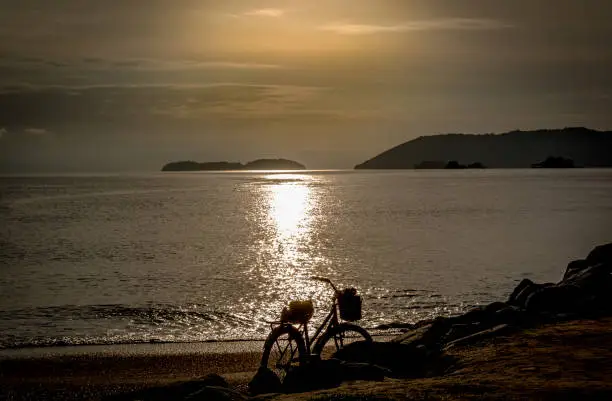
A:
0;57;282;71
0;83;359;128
109;59;282;71
244;8;285;17
24;128;50;135
320;18;512;35
0;127;6;139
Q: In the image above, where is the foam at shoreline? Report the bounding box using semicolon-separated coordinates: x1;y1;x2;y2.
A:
0;339;266;360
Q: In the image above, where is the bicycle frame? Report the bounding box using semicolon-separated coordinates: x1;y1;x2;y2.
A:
302;297;339;352
268;277;341;354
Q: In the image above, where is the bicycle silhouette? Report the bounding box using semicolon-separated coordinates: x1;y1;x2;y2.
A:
260;276;372;380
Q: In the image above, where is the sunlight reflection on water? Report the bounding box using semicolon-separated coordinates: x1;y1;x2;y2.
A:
245;173;331;323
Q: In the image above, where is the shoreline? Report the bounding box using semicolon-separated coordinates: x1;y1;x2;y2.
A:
0;334;396;360
0;339;266;360
2;318;612;400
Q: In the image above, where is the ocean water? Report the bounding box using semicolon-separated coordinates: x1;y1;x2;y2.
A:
1;170;611;349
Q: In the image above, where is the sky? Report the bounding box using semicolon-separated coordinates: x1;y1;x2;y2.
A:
1;0;611;172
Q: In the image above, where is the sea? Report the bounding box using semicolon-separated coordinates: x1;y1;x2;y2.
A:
1;169;611;350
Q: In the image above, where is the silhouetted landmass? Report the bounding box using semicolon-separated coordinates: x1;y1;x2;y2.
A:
445;161;466;169
162;161;243;171
414;161;446;169
243;159;306;170
531;156;575;168
414;160;486;169
355;127;612;169
162;158;305;171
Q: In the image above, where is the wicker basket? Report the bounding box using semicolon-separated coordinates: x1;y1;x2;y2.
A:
338;288;362;321
281;300;314;324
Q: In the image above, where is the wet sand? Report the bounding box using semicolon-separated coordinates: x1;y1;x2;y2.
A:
0;341;264;400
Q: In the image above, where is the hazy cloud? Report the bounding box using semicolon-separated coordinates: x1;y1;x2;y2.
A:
320;18;512;35
0;127;6;139
24;128;51;136
0;83;350;129
0;57;282;71
244;8;285;17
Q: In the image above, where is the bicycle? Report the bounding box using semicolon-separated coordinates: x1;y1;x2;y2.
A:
260;276;373;381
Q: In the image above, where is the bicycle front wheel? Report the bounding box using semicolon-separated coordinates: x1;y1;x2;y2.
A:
312;323;373;360
261;324;307;381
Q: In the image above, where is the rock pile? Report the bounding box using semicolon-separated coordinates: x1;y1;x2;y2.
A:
320;243;612;381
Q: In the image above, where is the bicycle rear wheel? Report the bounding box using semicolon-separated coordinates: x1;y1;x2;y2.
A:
261;324;307;381
312;323;372;360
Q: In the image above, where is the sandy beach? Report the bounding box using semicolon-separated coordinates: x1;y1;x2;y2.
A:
2;318;612;400
0;341;264;400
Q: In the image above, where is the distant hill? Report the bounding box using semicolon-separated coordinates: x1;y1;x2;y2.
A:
162;158;305;171
354;127;612;169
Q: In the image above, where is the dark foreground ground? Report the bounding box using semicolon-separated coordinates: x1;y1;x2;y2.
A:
1;318;612;400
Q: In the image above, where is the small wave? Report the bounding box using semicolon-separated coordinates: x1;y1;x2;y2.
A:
0;303;261;349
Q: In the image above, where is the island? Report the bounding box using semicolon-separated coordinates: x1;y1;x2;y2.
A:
355;127;612;169
161;158;306;171
414;161;487;169
531;156;575;168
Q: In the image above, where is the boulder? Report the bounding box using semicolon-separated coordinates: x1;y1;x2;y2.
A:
563;259;590;281
333;341;429;377
443;323;485;344
443;324;515;350
197;373;229;388
524;285;586;314
282;359;343;393
391;324;433;345
339;362;389;382
586;243;612;266
186;386;248;401
248;367;282;395
508;279;554;308
493;305;530;326
562;263;612;291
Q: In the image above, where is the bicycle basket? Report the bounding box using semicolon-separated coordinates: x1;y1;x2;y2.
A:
338;288;362;321
280;300;314;324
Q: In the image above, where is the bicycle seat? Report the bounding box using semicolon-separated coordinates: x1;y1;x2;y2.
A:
280;300;314;324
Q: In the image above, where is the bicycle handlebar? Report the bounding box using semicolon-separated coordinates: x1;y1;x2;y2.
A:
310;276;338;292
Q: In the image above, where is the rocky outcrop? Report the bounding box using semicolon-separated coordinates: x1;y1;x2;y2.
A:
162;159;306;171
531;156;575;168
339;243;612;381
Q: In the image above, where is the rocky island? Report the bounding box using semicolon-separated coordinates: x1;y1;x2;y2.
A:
355;127;612;169
161;158;306;171
531;156;576;168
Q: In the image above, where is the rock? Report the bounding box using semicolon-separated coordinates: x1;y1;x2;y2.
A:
524;285;586;314
248;367;282;395
494;305;529;326
197;373;229;388
282;360;343;393
508;279;534;304
563;259;590;281
186;386;248;401
391;324;432;345
508;279;554;308
444;323;485;344
340;362;389;382
443;324;515;350
586;243;612;266
562;263;612;291
375;322;415;330
333;341;429;377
